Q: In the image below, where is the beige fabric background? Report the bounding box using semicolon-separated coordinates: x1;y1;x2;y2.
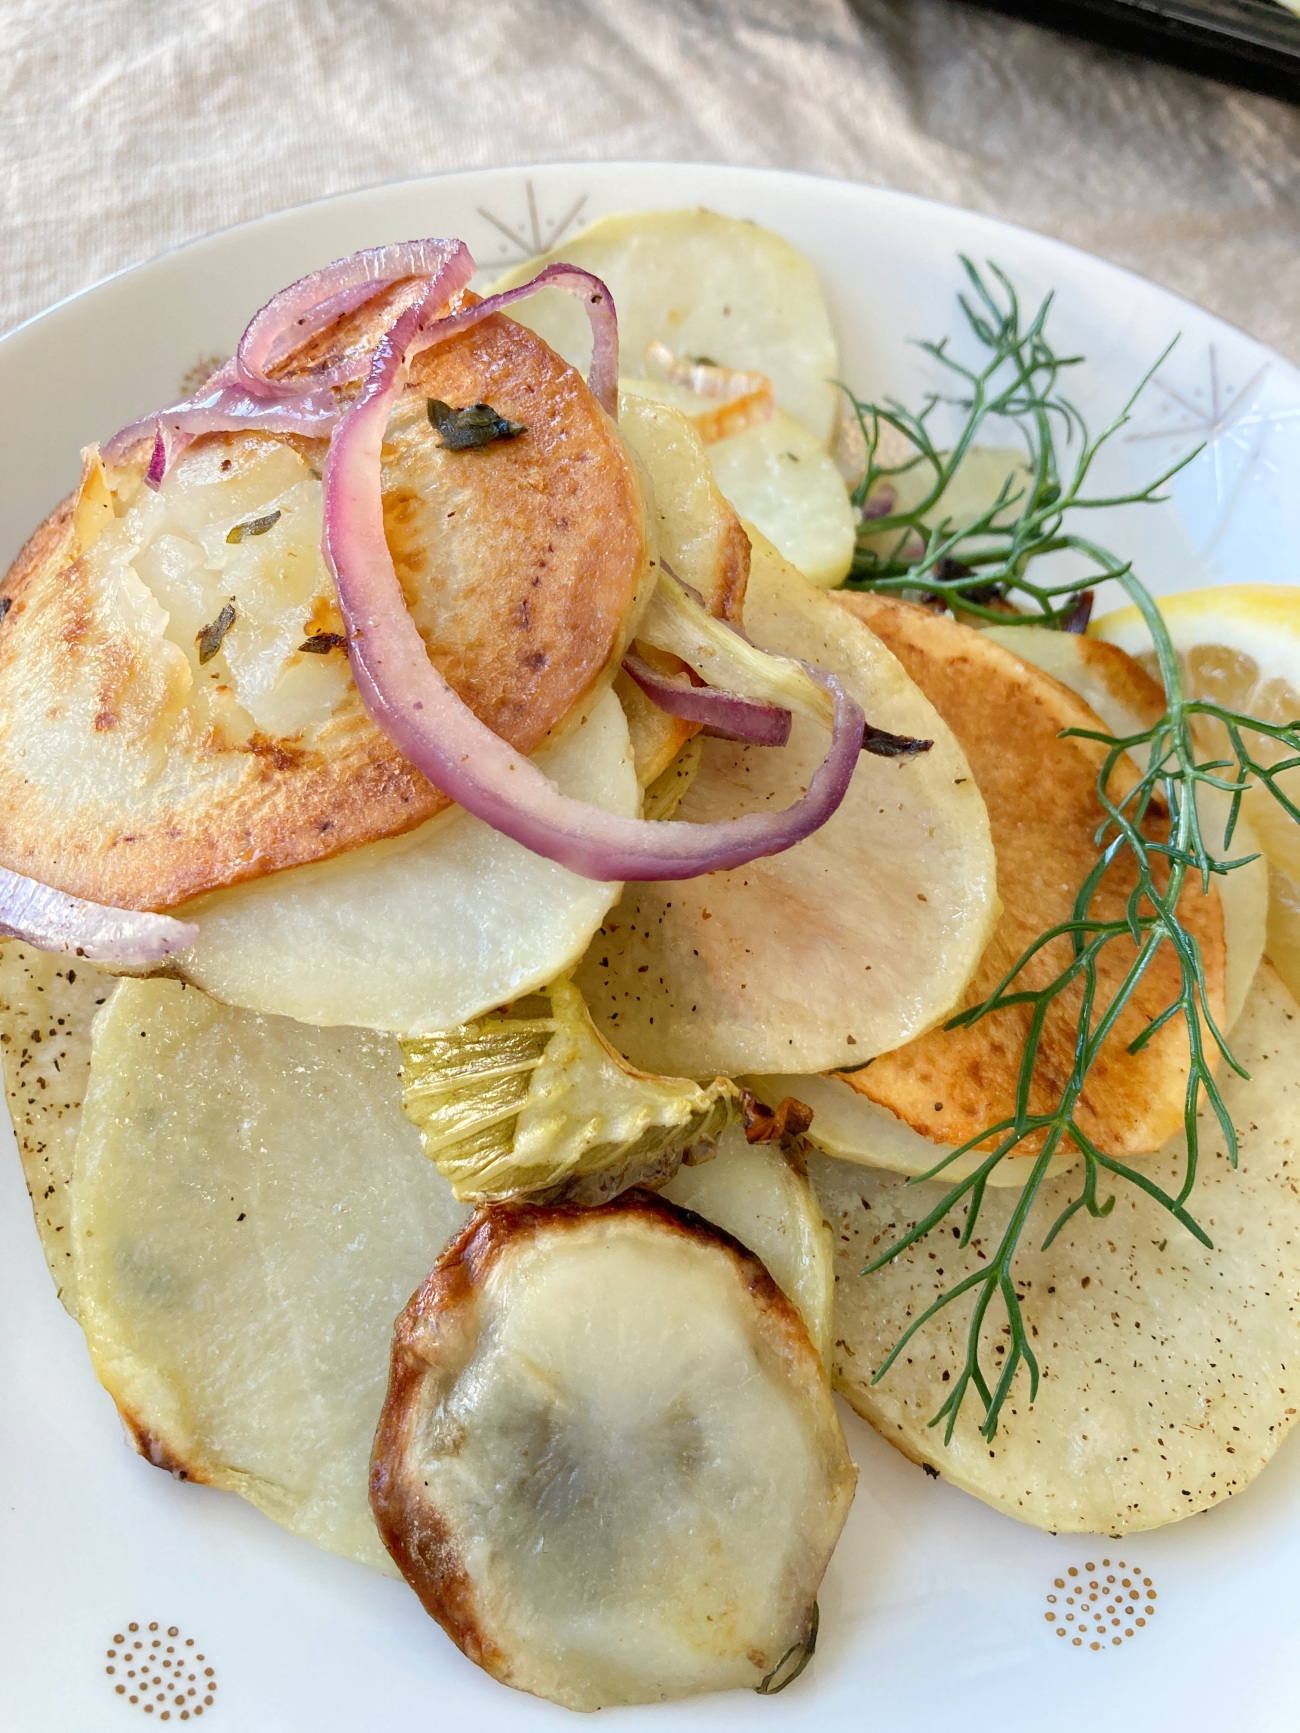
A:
2;0;1297;357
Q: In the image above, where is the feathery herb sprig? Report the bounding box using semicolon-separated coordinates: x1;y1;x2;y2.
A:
838;262;1300;1442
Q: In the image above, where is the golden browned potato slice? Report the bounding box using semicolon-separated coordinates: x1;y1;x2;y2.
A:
0;297;648;910
71;977;468;1571
831;595;1226;1159
0;942;113;1314
575;535;998;1078
814;961;1300;1534
370;1193;855;1710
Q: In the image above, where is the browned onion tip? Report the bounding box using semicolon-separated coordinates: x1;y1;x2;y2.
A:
0;867;197;965
861;722;932;759
622;650;793;747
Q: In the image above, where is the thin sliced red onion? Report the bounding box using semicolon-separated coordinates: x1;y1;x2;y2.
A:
323;286;864;882
0;867;197;965
622;650;792;747
406;261;620;419
103;245;616;492
237;239;475;396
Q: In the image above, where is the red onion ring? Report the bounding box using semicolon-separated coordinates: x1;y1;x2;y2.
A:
322;284;865;882
236;239;475;397
405;262;619;418
103;245;615;491
622;650;793;747
0;867;197;965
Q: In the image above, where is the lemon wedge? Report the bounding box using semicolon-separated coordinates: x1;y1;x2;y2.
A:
1092;586;1300;998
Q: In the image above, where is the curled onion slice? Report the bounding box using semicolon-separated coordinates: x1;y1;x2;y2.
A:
622;651;792;747
406;261;619;418
0;867;197;965
103;244;615;491
323;285;866;882
236;239;475;396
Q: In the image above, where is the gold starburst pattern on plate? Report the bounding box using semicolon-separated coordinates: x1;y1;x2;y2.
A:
1044;1560;1157;1649
104;1623;219;1720
475;177;589;267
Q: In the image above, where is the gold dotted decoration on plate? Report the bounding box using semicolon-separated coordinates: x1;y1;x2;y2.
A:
104;1623;219;1719
1044;1560;1157;1649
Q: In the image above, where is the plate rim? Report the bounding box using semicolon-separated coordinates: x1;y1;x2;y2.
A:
4;158;1298;388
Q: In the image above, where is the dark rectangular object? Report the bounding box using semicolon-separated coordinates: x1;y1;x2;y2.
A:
957;0;1300;102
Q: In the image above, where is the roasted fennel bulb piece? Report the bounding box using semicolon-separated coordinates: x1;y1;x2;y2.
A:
371;1192;856;1710
401;977;736;1203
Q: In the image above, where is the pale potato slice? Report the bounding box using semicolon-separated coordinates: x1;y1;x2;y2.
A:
175;687;638;1035
710;415;855;588
493;208;841;443
659;1122;834;1362
814;961;1300;1534
0;300;648;911
746;1070;1077;1187
621;380;853;588
0;943;113;1314
984;622;1268;1032
835;595;1226;1159
370;1194;855;1709
71;978;469;1572
575;533;997;1077
613;391;749;786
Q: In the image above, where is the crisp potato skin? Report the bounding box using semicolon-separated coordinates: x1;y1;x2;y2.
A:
0;291;648;909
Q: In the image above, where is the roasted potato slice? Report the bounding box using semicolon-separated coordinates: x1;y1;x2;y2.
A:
173;686;639;1035
370;1192;855;1710
494;208;842;442
612;390;749;787
576;533;997;1076
71;977;468;1571
0;942;113;1314
814;961;1300;1533
621;379;853;589
0;295;648;911
659;1122;834;1362
830;594;1226;1160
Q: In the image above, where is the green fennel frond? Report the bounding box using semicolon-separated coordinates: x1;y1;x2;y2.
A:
839;261;1300;1442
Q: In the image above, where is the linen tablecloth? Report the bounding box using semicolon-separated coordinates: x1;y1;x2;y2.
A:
2;0;1297;357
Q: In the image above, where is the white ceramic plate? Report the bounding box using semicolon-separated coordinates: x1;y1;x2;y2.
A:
2;163;1298;1733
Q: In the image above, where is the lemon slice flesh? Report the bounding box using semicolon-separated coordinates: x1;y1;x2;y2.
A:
1093;587;1300;987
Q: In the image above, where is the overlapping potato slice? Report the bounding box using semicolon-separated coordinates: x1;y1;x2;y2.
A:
984;622;1268;1031
576;533;997;1077
613;391;749;786
400;977;735;1202
814;961;1300;1533
370;1194;855;1710
622;379;854;588
746;1070;1070;1187
494;208;841;443
828;595;1226;1161
174;686;638;1035
0;298;648;910
71;977;469;1572
0;943;114;1314
658;1122;833;1362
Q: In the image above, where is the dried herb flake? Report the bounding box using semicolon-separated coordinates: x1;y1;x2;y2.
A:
427;398;526;450
226;509;282;544
196;601;236;665
862;722;933;759
298;632;347;655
